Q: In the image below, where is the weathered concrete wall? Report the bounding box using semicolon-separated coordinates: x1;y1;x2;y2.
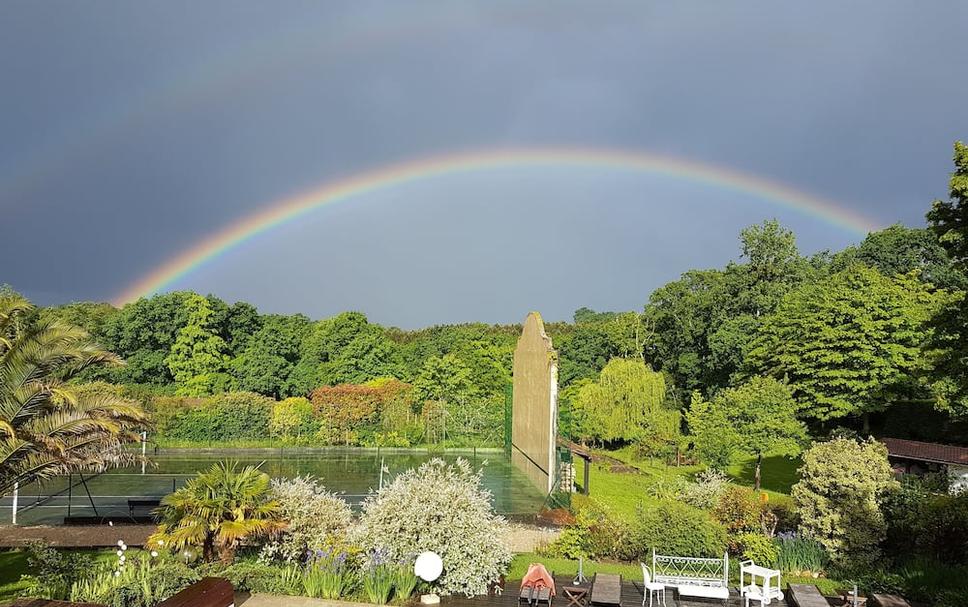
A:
511;312;558;494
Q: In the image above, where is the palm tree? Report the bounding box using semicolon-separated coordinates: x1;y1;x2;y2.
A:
0;294;148;496
150;461;285;563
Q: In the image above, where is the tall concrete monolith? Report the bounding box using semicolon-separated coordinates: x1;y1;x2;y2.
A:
511;312;558;494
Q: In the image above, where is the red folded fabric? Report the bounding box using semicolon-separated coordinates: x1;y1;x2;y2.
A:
520;563;556;596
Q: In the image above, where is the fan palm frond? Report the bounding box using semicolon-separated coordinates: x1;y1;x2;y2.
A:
0;295;147;495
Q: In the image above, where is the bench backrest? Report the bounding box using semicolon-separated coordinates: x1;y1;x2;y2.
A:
651;550;727;587
155;577;234;607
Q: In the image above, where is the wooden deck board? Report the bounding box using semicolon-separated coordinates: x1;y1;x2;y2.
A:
441;576;791;607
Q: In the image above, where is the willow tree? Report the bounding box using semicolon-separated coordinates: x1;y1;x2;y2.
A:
0;294;148;495
573;358;679;446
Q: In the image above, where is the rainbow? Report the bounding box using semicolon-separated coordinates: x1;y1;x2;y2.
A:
113;146;882;305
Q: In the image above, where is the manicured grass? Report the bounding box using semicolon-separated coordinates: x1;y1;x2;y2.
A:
508;553;642;580
578;448;799;517
0;551;30;602
573;450;711;519
727;454;801;497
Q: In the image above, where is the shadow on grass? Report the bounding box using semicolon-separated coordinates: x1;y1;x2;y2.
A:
728;455;802;495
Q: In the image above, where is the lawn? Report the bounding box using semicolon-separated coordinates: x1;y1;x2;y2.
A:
508;553;642;580
726;455;802;497
0;551;30;602
575;448;800;520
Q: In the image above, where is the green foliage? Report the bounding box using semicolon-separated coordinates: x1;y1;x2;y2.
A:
833;224;966;290
150;461;285;563
154;392;272;442
885;483;968;566
66;551;200;607
203;561;299;594
233;314;311;398
747;265;947;421
166;294;233;396
0;294;148;495
573;358;679;445
645;220;815;393
557;311;646;386
712;485;763;535
737;533;778;566
926;141;968;418
626;501;728;559
389;563;418;601
687;376;806;489
362;561;395;605
773;534;828;574
19;541;94;600
269;397;317;443
302;550;357;599
792;437;898;568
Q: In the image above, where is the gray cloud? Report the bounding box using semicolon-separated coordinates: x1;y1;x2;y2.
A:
1;1;965;325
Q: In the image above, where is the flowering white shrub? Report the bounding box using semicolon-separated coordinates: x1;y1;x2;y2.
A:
260;476;353;563
355;458;511;597
677;469;730;510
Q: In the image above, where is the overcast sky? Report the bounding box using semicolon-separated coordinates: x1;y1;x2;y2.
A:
2;1;966;327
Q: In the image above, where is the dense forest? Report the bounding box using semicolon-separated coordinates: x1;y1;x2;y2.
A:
8;143;968;449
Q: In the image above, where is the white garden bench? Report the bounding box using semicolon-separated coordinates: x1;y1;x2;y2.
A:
651;549;729;605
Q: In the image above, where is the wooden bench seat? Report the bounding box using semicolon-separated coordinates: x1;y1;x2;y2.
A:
155;577;234;607
787;584;828;607
589;574;621;607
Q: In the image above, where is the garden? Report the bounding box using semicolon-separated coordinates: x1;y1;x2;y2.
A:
3;146;968;606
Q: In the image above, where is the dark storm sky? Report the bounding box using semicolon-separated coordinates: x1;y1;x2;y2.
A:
1;1;966;327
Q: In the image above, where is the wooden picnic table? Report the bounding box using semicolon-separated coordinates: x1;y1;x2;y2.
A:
589;574;621;607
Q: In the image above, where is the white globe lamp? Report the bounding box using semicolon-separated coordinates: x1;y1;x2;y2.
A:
414;551;443;605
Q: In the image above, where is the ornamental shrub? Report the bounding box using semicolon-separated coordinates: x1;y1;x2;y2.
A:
204;561;300;594
260;476;353;563
914;492;968;565
627;501;728;559
678;469;730;510
712;485;763;535
539;504;629;560
355;458;511;596
269;397;318;444
736;533;778;566
792;437;898;568
151;392;272;442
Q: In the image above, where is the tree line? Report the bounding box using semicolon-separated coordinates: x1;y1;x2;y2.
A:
9;141;968;450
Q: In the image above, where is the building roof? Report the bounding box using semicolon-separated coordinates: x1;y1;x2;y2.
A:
882;437;968;466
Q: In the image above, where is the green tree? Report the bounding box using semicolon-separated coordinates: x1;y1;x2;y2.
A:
101;291;196;384
644;220;815;395
833;224;965;290
573;358;678;446
269;397;317;443
414;354;486;438
150;461;285;563
926;141;968;417
233;314;311;397
747;265;947;426
0;294;148;495
165;294;233;396
687;376;806;490
792;437;898;567
224;301;262;354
